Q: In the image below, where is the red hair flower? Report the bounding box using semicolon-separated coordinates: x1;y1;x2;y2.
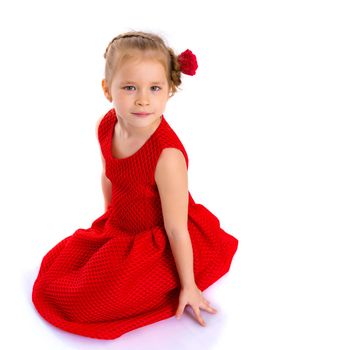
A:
178;49;198;76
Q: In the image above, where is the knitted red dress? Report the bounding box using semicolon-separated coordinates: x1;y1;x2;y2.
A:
32;108;239;340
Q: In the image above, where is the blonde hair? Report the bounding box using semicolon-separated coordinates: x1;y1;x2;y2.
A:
103;31;182;97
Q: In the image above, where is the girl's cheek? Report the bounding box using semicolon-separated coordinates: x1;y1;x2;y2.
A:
122;91;135;97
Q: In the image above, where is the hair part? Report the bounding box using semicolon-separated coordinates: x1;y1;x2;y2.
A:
103;31;182;97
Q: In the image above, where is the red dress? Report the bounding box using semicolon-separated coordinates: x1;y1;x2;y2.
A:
32;108;239;340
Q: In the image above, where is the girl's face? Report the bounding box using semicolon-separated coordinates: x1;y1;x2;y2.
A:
103;56;171;128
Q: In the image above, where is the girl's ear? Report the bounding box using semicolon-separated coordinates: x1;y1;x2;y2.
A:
101;79;112;102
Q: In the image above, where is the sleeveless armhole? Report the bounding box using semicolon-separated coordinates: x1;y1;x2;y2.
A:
159;146;189;170
155;120;189;171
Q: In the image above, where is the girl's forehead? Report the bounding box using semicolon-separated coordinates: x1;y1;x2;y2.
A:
121;56;163;69
115;59;167;81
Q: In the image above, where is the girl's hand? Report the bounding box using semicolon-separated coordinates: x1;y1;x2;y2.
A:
175;285;218;326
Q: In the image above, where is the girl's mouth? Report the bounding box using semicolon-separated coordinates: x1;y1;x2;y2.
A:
132;113;151;117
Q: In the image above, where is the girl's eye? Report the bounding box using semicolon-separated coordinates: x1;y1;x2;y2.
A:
151;86;161;92
123;86;136;91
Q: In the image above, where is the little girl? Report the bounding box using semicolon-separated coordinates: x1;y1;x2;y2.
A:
32;30;239;340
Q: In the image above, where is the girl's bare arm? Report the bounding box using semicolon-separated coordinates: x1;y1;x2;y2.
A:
155;148;195;288
155;148;217;326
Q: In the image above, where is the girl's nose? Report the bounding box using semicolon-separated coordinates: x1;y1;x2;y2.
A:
136;91;150;106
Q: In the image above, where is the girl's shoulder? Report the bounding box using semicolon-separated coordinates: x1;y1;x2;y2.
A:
95;108;115;142
158;117;189;169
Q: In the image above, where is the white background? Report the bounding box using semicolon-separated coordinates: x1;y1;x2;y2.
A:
1;0;349;349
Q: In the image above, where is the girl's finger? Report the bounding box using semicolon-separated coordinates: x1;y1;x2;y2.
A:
193;307;206;327
202;304;217;314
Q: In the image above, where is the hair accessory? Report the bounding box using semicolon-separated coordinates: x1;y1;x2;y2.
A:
178;49;198;76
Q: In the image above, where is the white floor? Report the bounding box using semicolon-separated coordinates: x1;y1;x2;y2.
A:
19;262;238;350
7;214;350;349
